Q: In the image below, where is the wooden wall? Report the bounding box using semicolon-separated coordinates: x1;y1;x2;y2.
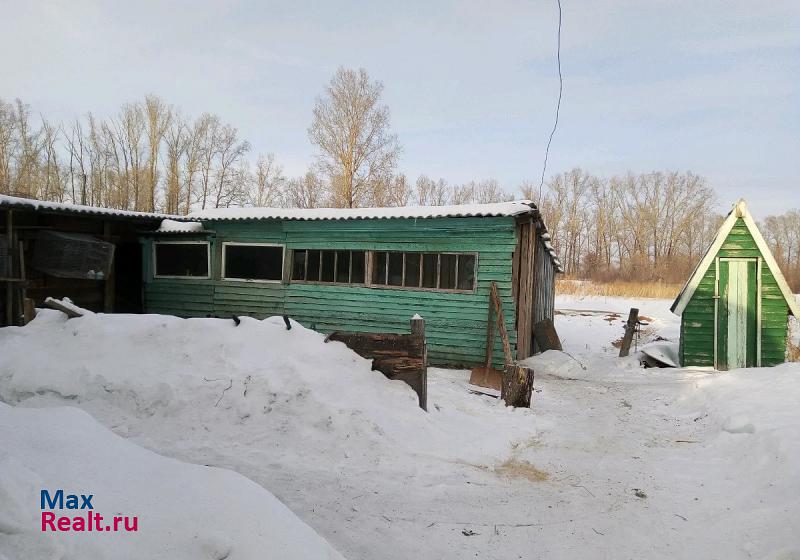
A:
680;218;789;367
142;216;522;368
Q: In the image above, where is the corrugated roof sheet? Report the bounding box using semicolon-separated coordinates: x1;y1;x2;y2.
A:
187;201;538;221
0;194;175;221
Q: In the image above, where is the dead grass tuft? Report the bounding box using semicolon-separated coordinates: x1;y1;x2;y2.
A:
557;278;681;300
788;338;800;362
494;459;549;482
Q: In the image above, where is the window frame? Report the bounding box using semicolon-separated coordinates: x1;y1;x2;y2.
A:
221;241;285;284
367;251;478;293
152;240;211;280
290;249;367;286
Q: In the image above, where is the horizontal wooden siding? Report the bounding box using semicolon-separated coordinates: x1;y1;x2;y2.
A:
143;217;519;367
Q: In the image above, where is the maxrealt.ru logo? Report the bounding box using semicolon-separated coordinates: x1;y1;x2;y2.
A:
40;489;138;532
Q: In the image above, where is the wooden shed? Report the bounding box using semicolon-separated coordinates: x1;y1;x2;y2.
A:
671;200;799;369
0;195;164;326
139;202;562;367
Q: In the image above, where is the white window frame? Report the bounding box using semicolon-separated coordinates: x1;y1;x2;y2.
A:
221;242;285;283
153;240;211;280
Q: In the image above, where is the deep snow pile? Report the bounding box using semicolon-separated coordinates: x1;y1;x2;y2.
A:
0;310;530;466
3;297;800;559
0;403;344;560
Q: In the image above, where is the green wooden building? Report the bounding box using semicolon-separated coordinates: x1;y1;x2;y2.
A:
140;202;562;367
671;200;799;370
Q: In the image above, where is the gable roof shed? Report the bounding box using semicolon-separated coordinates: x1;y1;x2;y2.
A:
671;199;798;369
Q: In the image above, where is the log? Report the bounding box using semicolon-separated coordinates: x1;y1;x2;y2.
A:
43;297;83;318
501;364;534;408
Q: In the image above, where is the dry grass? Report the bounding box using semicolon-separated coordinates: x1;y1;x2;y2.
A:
557;278;681;300
788;336;800;362
494;458;549;482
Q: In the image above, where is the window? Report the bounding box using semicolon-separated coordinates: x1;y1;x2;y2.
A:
222;243;284;282
370;252;476;292
292;250;366;284
153;241;209;278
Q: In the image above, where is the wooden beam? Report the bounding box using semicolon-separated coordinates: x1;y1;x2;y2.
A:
489;281;513;366
484;294;495;367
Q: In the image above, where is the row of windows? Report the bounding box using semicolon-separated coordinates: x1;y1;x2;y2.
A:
153;242;477;292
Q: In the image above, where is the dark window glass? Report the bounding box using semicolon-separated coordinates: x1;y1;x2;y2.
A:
224;244;283;281
321;251;335;282
439;254;457;289
388;252;403;286
155;243;208;277
404;253;421;287
292;250;306;280
373;252;387;284
351;251;365;283
336;251;350;283
457;254;476;290
422;254;438;288
307;250;321;281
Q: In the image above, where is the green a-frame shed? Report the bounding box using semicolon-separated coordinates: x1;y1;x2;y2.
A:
671;200;799;370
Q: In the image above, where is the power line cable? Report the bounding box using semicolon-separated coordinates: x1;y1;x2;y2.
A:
538;0;563;204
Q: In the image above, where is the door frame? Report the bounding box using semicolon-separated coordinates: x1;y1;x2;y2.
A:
714;256;761;369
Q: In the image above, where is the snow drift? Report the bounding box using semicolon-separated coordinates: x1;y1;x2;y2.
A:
0;403;344;560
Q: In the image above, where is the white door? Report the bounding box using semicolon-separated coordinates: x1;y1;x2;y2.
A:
726;260;749;369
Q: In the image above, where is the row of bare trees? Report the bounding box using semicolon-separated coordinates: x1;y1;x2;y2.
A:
524;168;721;283
1;66;797;289
762;210;800;291
0;96;260;214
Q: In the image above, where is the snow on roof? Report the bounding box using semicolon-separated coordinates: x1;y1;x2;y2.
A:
157;219;206;233
0;194;176;221
188;201;538;221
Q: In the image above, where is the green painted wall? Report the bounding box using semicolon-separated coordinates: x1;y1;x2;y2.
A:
680;218;789;367
142;216;520;368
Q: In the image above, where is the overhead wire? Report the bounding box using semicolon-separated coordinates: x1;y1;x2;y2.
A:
538;0;563;204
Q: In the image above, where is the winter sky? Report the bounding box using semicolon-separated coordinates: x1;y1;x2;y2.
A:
3;0;799;216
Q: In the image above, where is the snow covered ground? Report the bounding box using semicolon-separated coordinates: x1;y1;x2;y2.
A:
1;296;799;559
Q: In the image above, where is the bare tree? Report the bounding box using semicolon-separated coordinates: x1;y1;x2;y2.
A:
143;95;171;211
249;153;285;207
286;170;326;209
308;67;401;208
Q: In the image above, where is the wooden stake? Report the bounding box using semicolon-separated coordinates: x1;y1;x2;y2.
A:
410;315;428;411
619;308;639;357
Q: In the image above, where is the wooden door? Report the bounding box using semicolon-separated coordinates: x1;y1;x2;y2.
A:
717;259;757;370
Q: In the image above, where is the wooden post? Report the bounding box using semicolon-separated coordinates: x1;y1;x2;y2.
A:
23;298;36;324
103;221;115;313
18;240;29;324
410;315;427;411
619;308;639;357
5;209;13;326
